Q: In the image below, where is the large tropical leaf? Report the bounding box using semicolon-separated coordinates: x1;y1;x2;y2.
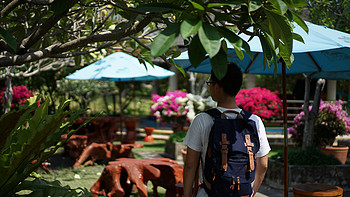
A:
0;96;89;196
210;47;228;80
198;23;221;58
188;35;207;67
151;23;180;57
180;19;202;39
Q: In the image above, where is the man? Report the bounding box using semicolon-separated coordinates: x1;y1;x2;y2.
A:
183;62;270;197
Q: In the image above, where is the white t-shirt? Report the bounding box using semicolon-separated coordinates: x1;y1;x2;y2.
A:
183;107;271;196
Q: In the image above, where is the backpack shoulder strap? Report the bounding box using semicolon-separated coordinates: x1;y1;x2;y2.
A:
240;109;253;121
204;108;222;120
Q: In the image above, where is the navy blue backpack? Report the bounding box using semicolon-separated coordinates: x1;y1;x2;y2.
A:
203;109;260;197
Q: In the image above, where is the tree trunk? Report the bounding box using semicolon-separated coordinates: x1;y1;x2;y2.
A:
302;77;325;150
189;72;196;93
169;66;178;92
2;66;14;114
103;95;110;114
189;72;208;96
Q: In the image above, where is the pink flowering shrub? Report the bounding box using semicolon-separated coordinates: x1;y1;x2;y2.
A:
288;100;350;146
236;87;282;121
0;86;35;109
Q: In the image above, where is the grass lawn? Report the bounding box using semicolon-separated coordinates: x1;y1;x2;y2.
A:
36;140;288;196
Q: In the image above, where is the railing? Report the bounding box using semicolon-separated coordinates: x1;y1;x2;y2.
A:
266;100;313;125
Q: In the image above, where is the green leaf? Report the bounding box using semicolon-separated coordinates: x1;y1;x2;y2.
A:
291;11;309;33
279;42;294;69
135;3;183;13
188;35;207;67
198;23;221;58
180;19;202;39
210;48;228;80
264;9;293;65
0;27;17;51
249;1;262;12
217;27;253;59
51;0;68;14
0;96;87;196
151;23;180;57
292;33;304;43
207;1;247;8
14;178;93;197
284;0;308;9
75;55;82;66
172;50;182;59
189;1;205;11
269;0;288;14
258;34;275;69
171;59;186;77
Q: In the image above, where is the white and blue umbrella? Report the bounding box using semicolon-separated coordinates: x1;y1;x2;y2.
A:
67;52;174;81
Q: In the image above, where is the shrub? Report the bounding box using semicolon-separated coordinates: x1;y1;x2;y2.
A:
236;87;282;121
169;131;187;143
0;85;36;110
271;146;341;165
288;100;350;146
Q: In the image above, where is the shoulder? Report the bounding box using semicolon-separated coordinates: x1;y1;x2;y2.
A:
192;112;214;124
248;113;263;123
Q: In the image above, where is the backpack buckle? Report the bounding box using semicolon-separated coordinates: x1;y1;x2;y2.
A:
244;134;255;172
220;133;230;171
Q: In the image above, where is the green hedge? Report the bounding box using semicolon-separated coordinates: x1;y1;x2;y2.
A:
169;131;187;143
271;146;341;165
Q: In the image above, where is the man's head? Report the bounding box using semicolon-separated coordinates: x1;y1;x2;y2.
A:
209;62;243;96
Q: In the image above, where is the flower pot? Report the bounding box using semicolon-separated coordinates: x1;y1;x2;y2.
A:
143;127;154;142
319;145;349;164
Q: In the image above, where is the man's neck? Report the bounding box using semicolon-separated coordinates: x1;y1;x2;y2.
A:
217;96;239;109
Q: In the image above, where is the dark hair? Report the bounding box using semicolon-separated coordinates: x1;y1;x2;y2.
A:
210;62;243;96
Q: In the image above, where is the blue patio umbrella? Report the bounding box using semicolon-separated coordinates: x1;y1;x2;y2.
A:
174;21;350;196
67;52;174;136
67;52;174;81
175;21;350;75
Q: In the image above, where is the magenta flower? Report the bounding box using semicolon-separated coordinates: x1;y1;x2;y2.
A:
289;100;350;146
236;87;282;121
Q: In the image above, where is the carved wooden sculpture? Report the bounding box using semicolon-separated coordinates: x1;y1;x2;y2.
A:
90;158;184;197
61;134;88;158
72;142;144;168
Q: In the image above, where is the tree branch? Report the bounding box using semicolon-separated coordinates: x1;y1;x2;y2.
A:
17;0;79;54
0;0;24;18
26;0;55;5
0;58;73;79
0;15;156;67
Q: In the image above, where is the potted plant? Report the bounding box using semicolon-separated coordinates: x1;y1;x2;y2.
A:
289;100;350;164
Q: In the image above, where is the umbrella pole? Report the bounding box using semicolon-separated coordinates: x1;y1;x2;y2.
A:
133;80;136;121
282;62;289;197
119;80;123;142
